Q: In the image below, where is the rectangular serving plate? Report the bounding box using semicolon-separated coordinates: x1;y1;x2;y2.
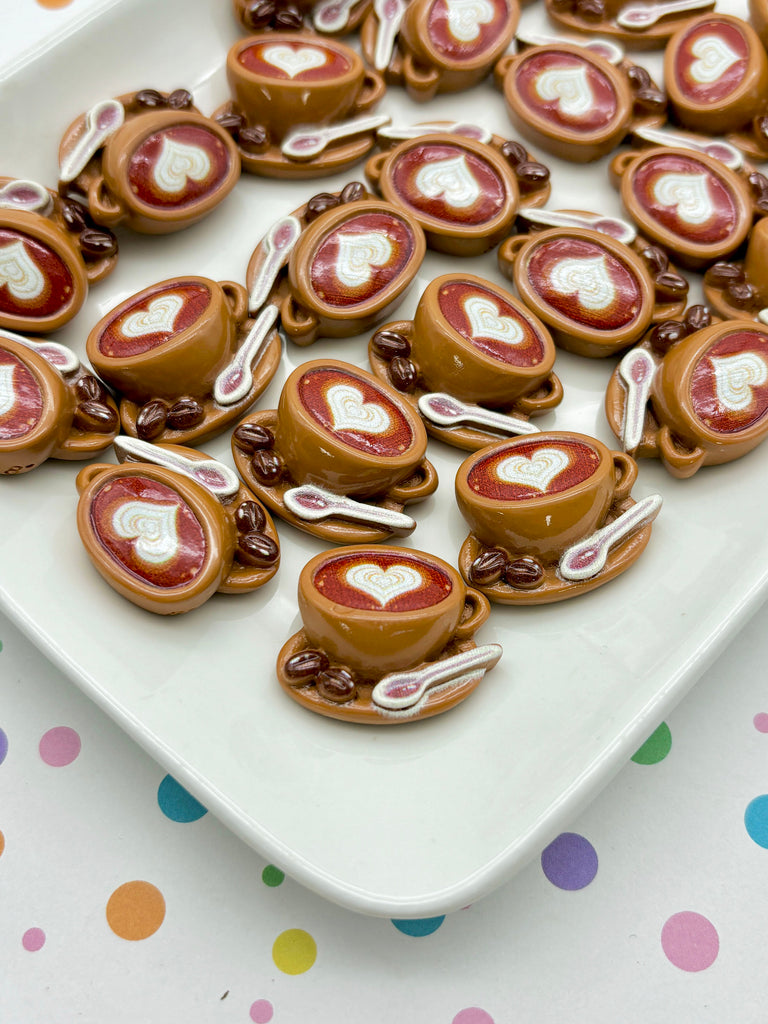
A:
1;0;764;917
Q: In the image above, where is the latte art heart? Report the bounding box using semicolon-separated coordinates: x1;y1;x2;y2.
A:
344;562;423;606
121;294;184;338
444;0;495;42
0;363;17;418
535;64;594;118
326;383;391;434
496;446;570;491
547;255;616;312
334;231;393;289
463;295;523;345
689;35;741;84
261;44;327;78
111;501;180;565
153;137;212;195
414;155;481;209
712;352;768;411
652;172;714;226
0;240;44;301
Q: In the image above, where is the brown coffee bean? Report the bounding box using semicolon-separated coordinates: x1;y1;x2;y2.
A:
576;0;605;21
136;399;168;440
235;500;266;534
504;556;544;589
233;422;274;453
79;228;118;260
274;5;304;29
726;281;757;309
75;374;107;403
168;88;193;110
469;548;508;586
649;319;686;356
250;449;284;485
515;161;550;194
625;64;651;91
755;197;768;217
389;356;418;392
683;304;711;334
316;667;357;703
500;140;528;169
238;125;270;154
749;171;768;196
654;270;689;302
305;192;340;222
73;400;118;434
340;181;366;204
237;530;279;568
705;261;743;287
134;88;166;109
633;87;667;116
755;115;768;144
60;199;88;233
372;329;411;361
166;397;205;431
285;648;330;684
243;0;275;28
216;111;246;136
639;245;668;274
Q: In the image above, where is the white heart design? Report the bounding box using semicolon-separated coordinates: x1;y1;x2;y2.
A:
111;501;180;565
261;44;327;78
415;155;481;209
535;64;594;119
345;563;423;606
547;255;616;312
334;231;393;289
690;35;741;85
326;383;391;434
0;363;17;417
463;295;524;346
711;352;768;412
152;137;212;195
652;172;714;226
496;446;570;491
120;294;184;338
0;240;44;301
445;0;494;42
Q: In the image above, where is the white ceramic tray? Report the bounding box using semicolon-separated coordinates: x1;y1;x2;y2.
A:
1;0;764;917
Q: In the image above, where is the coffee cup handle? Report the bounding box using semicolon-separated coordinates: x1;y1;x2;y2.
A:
365;151;387;188
75;463;111;495
493;55;514;89
608;151;636;186
352;69;386;114
454;588;491;641
402;53;440;103
280;294;319;346
612;450;637;500
497;234;527;277
87;175;125;227
219;280;249;324
387;458;438;504
657;425;706;478
515;372;564;415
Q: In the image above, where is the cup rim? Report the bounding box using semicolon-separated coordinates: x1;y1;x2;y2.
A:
228;31;363;90
402;0;519;73
0;334;69;454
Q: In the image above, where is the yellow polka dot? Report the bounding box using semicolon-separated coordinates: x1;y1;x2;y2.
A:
106;880;165;940
0;830;4;857
272;928;317;975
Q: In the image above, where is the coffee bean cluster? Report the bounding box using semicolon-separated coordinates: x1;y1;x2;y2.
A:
469;548;544;590
234;500;279;568
136;397;206;440
284;649;358;703
233;423;285;485
648;304;712;357
72;375;119;434
371;329;418;393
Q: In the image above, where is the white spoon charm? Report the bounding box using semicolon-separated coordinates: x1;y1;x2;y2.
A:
371;643;503;713
418;393;540;437
377;121;493;145
373;0;406;70
633;125;743;172
0;180;53;217
618;347;657;454
281;113;391;162
0;328;80;375
519;207;636;245
283;484;416;535
616;0;713;31
114;436;240;503
515;29;624;65
559;493;662;582
248;215;302;316
313;0;362;33
59;99;125;183
213;305;279;407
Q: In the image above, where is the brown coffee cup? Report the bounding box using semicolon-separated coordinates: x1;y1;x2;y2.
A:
227;33;384;143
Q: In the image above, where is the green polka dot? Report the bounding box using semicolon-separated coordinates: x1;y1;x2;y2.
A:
0;640;4;652
631;722;672;764
262;865;285;887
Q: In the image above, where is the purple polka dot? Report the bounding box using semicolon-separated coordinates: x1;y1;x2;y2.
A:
541;832;598;890
39;727;81;767
0;728;7;766
22;928;45;952
754;713;768;733
250;1000;274;1023
453;1010;495;1024
661;912;719;971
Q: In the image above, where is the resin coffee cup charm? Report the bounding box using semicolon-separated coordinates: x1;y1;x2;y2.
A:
277;544;500;723
455;431;662;603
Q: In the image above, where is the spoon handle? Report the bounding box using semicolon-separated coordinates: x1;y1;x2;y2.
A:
619;348;657;455
374;0;406;70
59;99;125;183
0;328;79;374
0;180;53;216
372;644;502;712
633;125;743;171
520;207;636;244
114;437;241;502
418;393;540;436
248;215;302;314
284;485;416;534
282;113;390;161
617;0;711;29
213;305;279;407
559;494;662;582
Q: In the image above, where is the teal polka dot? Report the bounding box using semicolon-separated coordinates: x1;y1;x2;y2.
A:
391;916;445;936
157;775;207;823
632;723;672;764
745;795;768;848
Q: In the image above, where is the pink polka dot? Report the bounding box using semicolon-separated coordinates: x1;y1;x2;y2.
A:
250;1000;274;1023
754;713;768;733
39;727;81;767
661;912;719;972
452;1010;494;1024
22;928;45;952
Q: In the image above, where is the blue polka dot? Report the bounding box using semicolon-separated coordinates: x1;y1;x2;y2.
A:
745;795;768;848
157;774;207;823
0;729;7;766
391;916;445;936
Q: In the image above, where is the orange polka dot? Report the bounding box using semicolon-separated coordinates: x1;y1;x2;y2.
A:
0;830;4;857
106;881;165;940
36;0;75;8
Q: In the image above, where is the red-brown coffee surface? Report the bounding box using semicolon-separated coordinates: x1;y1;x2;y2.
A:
425;0;511;62
312;550;453;611
689;329;768;434
127;126;232;209
0;349;43;440
513;52;618;132
467;438;600;500
0;229;74;320
97;282;211;357
673;20;749;105
437;280;545;365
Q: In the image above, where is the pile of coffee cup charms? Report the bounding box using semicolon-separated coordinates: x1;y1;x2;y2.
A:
5;0;768;724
